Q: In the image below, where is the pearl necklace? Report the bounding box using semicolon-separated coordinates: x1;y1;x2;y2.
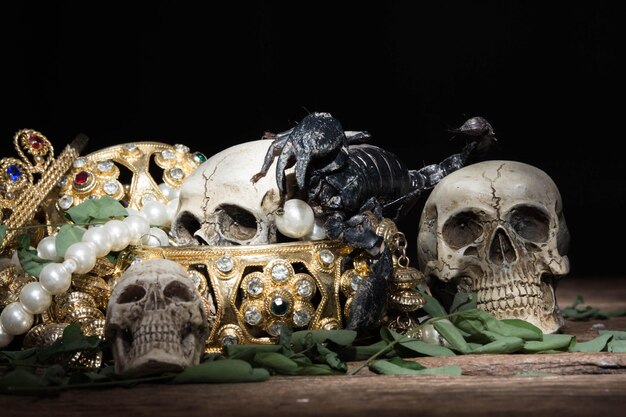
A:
0;189;178;348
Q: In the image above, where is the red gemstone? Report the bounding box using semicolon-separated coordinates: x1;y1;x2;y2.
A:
74;171;90;185
29;134;44;149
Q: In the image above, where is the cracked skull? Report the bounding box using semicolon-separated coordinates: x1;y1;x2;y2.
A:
105;259;210;375
417;160;570;333
171;140;285;246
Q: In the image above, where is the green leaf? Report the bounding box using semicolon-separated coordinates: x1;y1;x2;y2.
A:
599;330;626;340
370;360;461;376
18;243;52;278
571;295;584;308
54;224;86;257
449;292;477;313
339;340;395;361
452;309;542;341
0;348;38;365
433;320;471;353
569;333;613;352
294;364;338;376
224;344;283;362
171;359;270;383
65;195;128;224
523;334;575;353
0;368;44;393
253;352;299;375
386;357;426;370
291;329;357;352
0;225;6;244
470;336;525;354
607;340;626;353
314;343;347;372
417;284;448;318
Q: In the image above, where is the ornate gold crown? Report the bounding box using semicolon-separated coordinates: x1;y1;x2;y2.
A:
0;129;86;252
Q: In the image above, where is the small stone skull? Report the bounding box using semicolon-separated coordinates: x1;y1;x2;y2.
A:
105;259;210;375
171;140;286;246
417;160;570;333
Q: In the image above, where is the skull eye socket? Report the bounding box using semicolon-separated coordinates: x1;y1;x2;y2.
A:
217;204;258;242
443;211;483;249
163;281;194;302
173;211;203;244
508;205;550;242
117;284;147;304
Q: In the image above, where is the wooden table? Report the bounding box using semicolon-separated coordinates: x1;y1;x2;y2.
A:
2;276;625;417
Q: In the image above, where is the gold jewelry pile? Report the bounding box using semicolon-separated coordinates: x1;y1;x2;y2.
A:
0;131;424;357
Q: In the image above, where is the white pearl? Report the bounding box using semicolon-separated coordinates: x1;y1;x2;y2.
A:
62;258;78;273
124;215;151;245
37;235;63;261
126;207;141;217
275;199;315;239
158;183;180;201
39;262;73;295
0;322;14;348
104;219;132;251
166;198;179;222
141;201;170;227
64;241;97;274
304;218;327;241
420;320;452;347
0;302;34;335
19;282;53;314
141;227;170;246
82;226;113;257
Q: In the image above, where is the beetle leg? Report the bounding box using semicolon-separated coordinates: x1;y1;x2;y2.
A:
250;134;291;184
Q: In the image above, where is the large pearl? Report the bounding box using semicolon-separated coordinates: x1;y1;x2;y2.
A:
141;201;170;227
39;262;73;295
158;183;180;201
64;242;97;274
275;199;315;239
304;218;327;241
420;320;452;347
141;227;170;246
19;282;53;314
0;302;34;335
0;322;14;348
166;198;179;222
37;235;62;261
104;219;132;251
124;215;150;245
82;226;113;257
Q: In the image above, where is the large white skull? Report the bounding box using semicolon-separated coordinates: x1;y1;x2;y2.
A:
105;259;210;375
171;140;284;246
417;160;570;333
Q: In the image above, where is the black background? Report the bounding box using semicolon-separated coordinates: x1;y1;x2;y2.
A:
1;2;623;277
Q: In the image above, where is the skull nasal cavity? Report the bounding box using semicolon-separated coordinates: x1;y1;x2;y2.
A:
489;229;517;265
144;285;166;311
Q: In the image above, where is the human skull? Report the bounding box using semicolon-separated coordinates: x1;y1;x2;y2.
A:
171;140;285;246
417;160;570;333
105;259;210;375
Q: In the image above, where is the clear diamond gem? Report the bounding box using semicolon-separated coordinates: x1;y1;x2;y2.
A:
58;195;73;209
244;306;262;325
221;335;238;346
161;149;175;160
296;279;314;298
247;276;264;296
319;249;335;266
97;160;114;172
174;144;190;153
350;274;364;291
103;180;119;195
169;168;184;180
268;322;284;336
122;144;138;151
216;256;234;273
293;309;312;327
271;264;290;281
131;257;143;266
73;157;87;168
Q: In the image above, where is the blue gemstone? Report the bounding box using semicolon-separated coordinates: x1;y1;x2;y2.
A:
6;165;23;182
